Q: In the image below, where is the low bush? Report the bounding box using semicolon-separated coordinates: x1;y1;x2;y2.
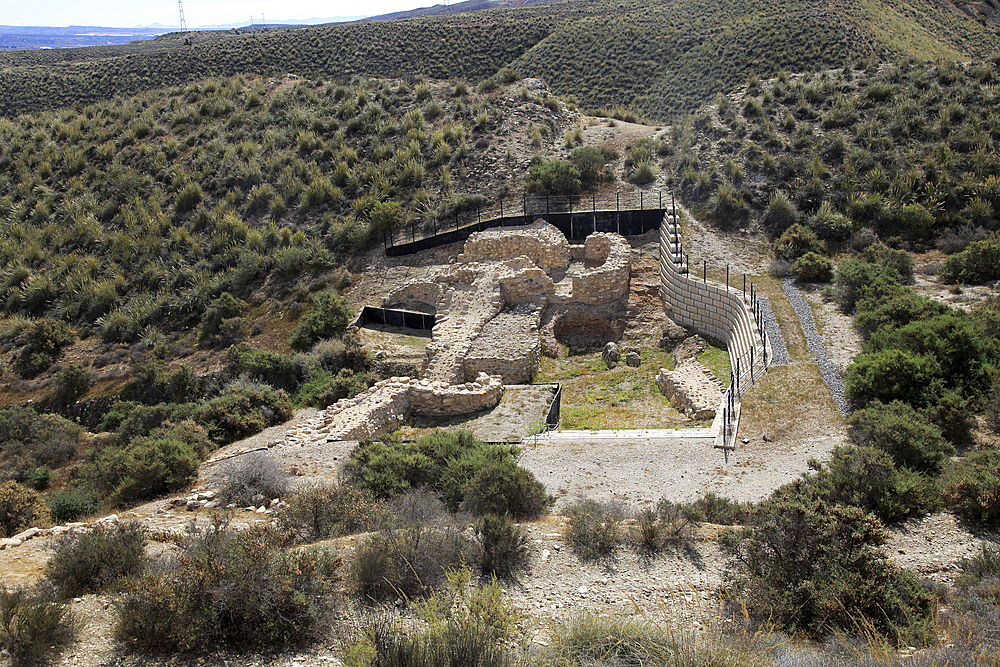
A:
845;348;942;411
46;489;101;523
0;481;50;538
294;368;378;408
524;159;581;196
796;445;938;523
848;400;953;473
790;251;833;282
987;378;1000;434
276;481;386;542
957;543;1000;590
219;451;289;507
198;292;246;346
834;258;903;313
632;499;702;554
352;508;471;600
691;492;752;525
721;496;934;640
0;582;77;667
194;381;293;444
761;191;800;235
357;570;520;666
540;613;676;666
940;236;1000;284
476;514;530;580
13;318;74;379
774;223;825;261
115;519;339;652
942;450;1000;527
565;498;626;561
45;521;148;597
569;145;612;186
0;407;80;480
80;421;210;507
52;363;93;404
345;430;550;520
288;289;353;352
223;344;298;391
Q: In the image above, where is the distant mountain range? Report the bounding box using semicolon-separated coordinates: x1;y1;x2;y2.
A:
0;16;363;50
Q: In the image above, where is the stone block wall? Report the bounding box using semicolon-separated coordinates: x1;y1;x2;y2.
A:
499;267;554;304
570;233;631;304
409;372;504;416
657;215;764;384
458;221;570;273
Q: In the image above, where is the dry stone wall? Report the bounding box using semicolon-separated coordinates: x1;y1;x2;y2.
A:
382;281;445;309
458;221;570;273
567;233;631;305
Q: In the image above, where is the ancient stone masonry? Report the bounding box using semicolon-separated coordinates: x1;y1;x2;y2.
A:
655;336;725;420
458;221;570;273
564;233;631;305
279;221;633;444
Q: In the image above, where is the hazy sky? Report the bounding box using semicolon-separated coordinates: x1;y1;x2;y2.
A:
2;0;428;28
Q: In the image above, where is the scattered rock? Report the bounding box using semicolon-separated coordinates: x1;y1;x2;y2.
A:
625;351;641;367
602;342;620;369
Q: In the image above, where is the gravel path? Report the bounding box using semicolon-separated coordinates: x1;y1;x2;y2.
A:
755;294;789;367
781;278;849;415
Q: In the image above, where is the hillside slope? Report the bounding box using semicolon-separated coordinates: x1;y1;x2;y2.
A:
0;0;995;121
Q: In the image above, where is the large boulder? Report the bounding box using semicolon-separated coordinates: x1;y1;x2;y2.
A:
602;342;620;369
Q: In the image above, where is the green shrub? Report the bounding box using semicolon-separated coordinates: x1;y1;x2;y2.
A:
569;146;611;186
345;431;549;519
525;160;582;196
632;499;702;555
82;421;210;507
223;344;298;391
460;457;551;520
198;292;246;346
294;368;378;408
834;258;904;313
940;237;1000;284
987;378;1000;434
799;445;938;523
721;496;933;640
957;543;1000;589
808;201;852;244
46;489;101;523
691;492;752;525
859;241;913;279
52;363;93;405
942;450;1000;527
115;520;339;652
845;349;942;410
352;516;470;600
45;521;148;597
540;613;676;666
0;481;50;538
565;498;626;561
775;223;825;261
0;583;77;667
476;514;530;580
854;287;947;339
194;381;293;444
761;191;799;235
848;400;954;473
219;451;289;507
26;468;52;491
790;252;833;282
288;289;353;352
0;407;80;474
628;160;657;185
276;481;386;542
13;318;73;378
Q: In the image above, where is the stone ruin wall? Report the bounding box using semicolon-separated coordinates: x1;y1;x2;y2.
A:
463;306;544;384
409;372;504;416
458;222;570;273
569;233;631;304
382;282;444;309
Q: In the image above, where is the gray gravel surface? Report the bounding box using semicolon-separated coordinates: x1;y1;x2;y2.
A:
755;294;789;366
782;278;849;414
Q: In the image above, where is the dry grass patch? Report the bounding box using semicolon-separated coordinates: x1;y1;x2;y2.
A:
739;362;843;441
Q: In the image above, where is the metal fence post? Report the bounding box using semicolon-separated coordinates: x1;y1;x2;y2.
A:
726;264;729;290
616;193;620;235
500;200;503;224
703;260;706;283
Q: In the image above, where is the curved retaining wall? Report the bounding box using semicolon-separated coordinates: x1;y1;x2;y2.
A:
658;217;761;369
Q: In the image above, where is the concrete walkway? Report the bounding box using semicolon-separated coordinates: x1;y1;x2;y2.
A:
528;427;715;443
